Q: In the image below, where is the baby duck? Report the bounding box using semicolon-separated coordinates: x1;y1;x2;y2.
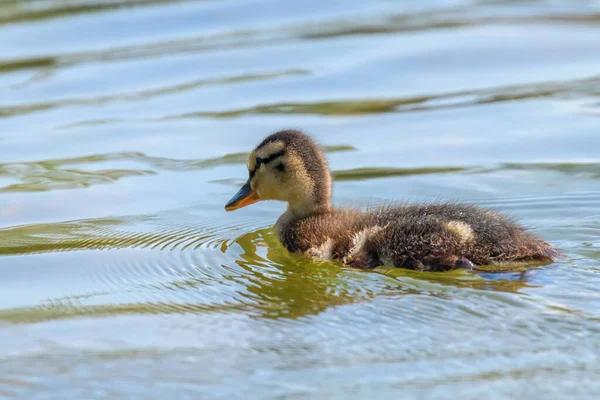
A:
225;130;558;271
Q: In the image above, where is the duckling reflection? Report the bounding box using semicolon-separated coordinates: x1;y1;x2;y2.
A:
226;130;560;271
231;227;534;319
233;228;371;318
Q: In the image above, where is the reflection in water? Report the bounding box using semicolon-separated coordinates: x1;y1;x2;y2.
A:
0;70;310;117
233;228;371;319
0;0;186;25
0;215;535;324
170;75;600;118
0;214;234;256
333;166;467;181
2;1;599;76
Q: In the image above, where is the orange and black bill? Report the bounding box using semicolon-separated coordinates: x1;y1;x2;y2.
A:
225;180;260;211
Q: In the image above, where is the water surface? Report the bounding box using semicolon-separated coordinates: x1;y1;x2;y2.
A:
1;0;600;398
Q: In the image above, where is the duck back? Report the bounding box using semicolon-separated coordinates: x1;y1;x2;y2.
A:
276;203;558;271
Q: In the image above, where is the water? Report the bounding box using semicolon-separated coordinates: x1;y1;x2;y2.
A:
1;0;600;398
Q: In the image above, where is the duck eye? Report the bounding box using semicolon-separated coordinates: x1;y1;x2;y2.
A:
275;163;285;172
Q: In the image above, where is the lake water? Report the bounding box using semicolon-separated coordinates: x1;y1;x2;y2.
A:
1;0;600;398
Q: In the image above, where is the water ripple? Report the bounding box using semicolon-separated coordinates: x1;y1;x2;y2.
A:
168;75;600;118
0;144;355;193
0;70;310;117
7;149;600;194
1;0;600;397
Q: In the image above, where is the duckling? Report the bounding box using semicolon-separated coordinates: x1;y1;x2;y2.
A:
225;130;559;271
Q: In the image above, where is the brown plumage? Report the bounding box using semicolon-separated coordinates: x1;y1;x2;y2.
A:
225;130;560;271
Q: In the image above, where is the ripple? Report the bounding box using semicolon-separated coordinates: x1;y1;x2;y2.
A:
333;166;467;181
484;162;600;179
0;211;574;325
0;211;258;256
2;0;600;396
168;75;600;118
0;70;310;118
0;144;355;192
0;0;188;25
8;151;600;194
2;1;598;73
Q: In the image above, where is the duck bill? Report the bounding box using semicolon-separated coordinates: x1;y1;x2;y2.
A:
225;180;260;211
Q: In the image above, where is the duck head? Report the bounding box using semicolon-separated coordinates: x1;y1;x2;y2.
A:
225;130;332;218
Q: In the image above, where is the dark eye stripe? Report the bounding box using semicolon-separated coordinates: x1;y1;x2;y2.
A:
256;150;285;167
249;150;285;178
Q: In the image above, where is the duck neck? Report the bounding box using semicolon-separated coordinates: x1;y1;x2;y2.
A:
286;200;331;220
287;179;332;219
276;200;330;245
275;186;331;249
